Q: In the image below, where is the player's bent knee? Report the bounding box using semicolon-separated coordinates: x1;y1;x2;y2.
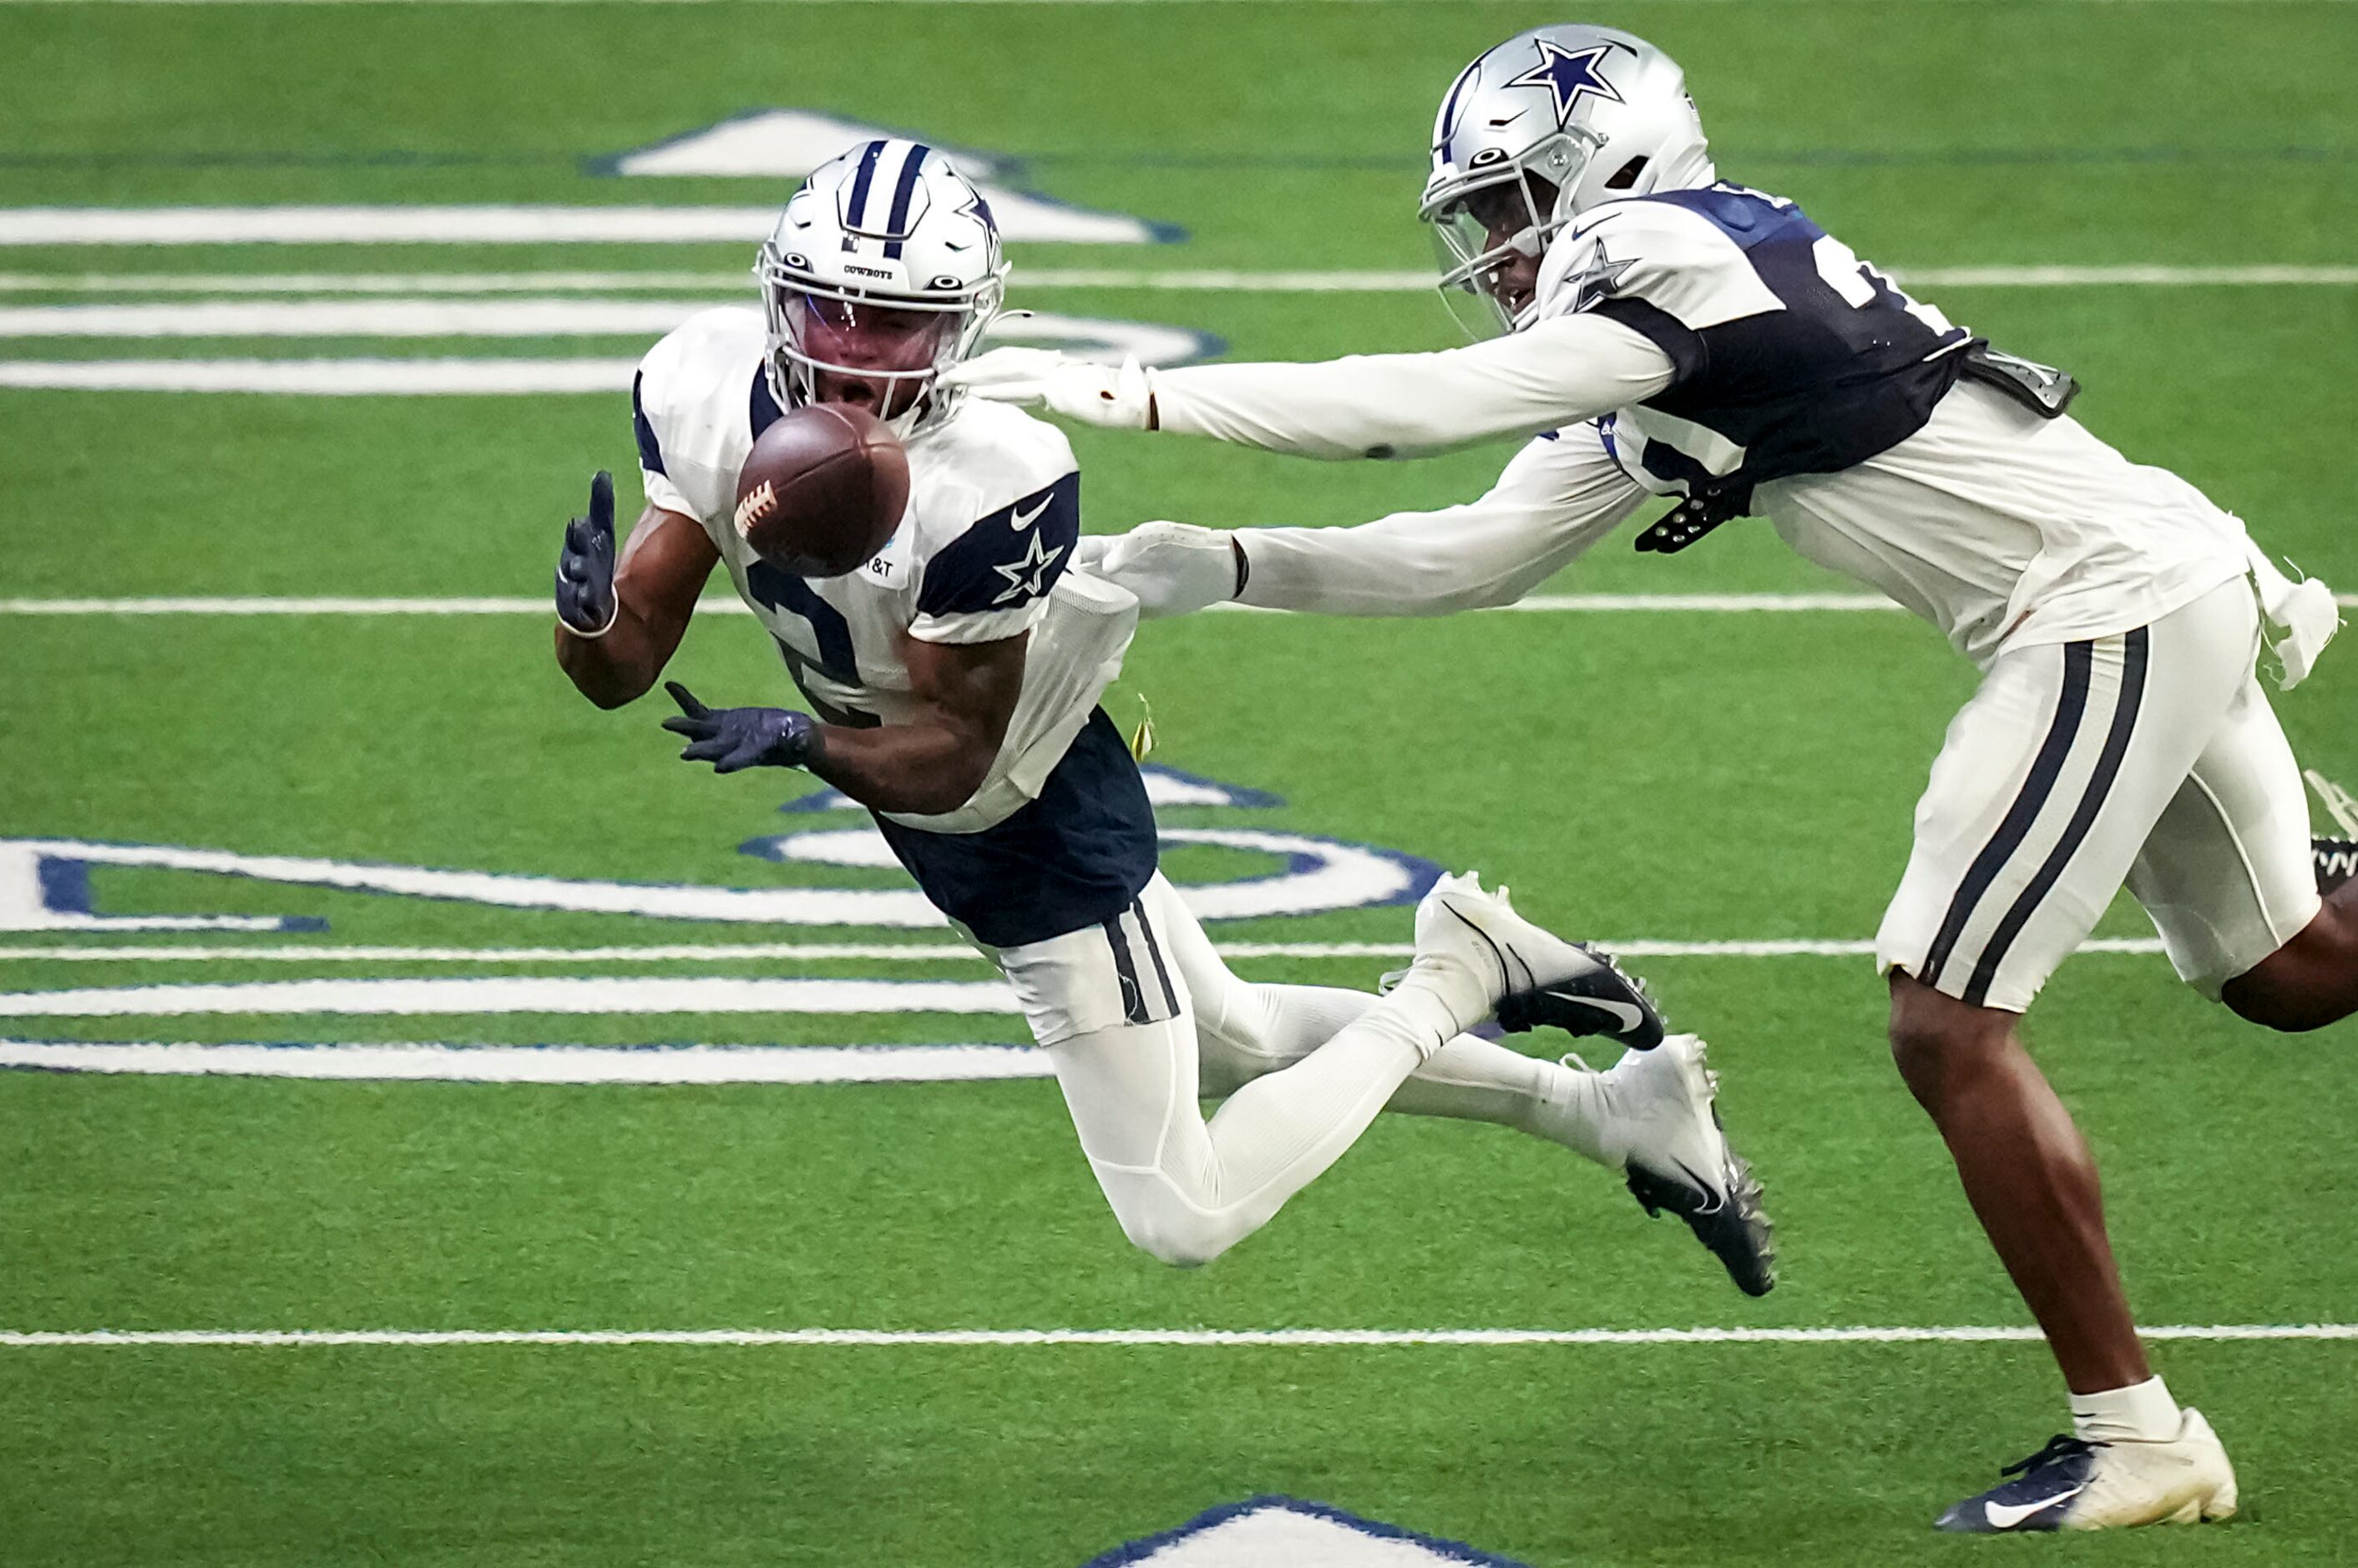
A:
2220;908;2358;1034
1104;1188;1243;1269
1116;1208;1233;1270
1885;972;2016;1105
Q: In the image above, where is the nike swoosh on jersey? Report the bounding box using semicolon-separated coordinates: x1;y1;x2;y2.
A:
1009;496;1052;531
1985;1486;2085;1530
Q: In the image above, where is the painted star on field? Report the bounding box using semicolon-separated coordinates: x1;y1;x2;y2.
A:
1506;39;1626;125
990;530;1065;605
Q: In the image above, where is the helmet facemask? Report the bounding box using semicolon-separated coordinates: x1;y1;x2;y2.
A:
758;250;1004;439
1422;131;1596;338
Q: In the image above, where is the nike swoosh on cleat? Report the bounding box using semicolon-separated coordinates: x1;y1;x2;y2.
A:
1985;1487;2084;1530
1541;992;1646;1030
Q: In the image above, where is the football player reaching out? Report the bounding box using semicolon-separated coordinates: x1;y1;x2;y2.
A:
549;141;1776;1288
944;26;2356;1532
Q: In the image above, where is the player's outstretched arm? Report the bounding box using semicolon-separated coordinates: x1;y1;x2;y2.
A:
663;635;1025;818
944;314;1673;462
552;472;721;709
1084;425;1647;619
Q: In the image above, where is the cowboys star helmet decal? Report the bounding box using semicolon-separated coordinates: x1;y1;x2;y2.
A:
1505;39;1627;124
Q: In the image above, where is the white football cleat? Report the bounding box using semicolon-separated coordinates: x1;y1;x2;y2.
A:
1405;873;1665;1049
1585;1036;1776;1297
1935;1410;2238;1532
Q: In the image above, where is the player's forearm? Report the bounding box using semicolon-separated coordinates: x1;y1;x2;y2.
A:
554;603;680;709
1151;315;1675;461
1237;517;1568;615
804;718;995;817
1230;432;1650;615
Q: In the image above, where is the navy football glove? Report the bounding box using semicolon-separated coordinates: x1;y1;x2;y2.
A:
661;681;819;774
555;469;618;636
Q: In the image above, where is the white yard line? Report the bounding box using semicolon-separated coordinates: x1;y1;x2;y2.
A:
2;265;2355;291
3;1324;2353;1350
0;203;1154;248
0;1039;1050;1083
7;593;2353;615
0;975;1020;1016
0;938;2171;963
0;359;644;395
0;298;755;337
3;1;2348;10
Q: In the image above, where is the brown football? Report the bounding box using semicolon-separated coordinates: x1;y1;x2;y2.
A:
732;402;911;577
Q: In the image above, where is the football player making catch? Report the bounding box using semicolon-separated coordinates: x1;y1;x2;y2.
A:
944;25;2356;1532
549;140;1776;1288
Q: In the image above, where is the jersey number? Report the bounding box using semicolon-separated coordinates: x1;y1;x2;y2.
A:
744;562;878;729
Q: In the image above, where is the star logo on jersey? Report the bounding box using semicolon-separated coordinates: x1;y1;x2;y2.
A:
1506;40;1626;126
989;529;1065;605
1563;236;1635;312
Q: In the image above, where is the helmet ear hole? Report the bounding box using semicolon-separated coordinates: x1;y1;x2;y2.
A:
1605;155;1648;191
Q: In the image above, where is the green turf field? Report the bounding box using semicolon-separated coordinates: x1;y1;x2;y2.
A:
3;2;2355;1563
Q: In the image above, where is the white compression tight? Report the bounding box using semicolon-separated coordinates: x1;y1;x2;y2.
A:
1045;878;1611;1267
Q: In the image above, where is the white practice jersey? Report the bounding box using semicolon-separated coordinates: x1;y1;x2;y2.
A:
633;307;1136;832
1150;185;2323;674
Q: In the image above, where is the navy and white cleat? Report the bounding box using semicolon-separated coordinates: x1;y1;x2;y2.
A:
1412;873;1665;1050
1595;1036;1776;1297
2307;771;2356;892
2316;837;2355;895
1935;1413;2238;1532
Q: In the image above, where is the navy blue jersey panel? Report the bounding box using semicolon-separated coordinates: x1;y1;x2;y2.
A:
1596;186;1973;506
749;365;786;440
1644;185;1827;249
916;471;1082;619
631;372;667;477
873;708;1157;949
1589;296;1706;386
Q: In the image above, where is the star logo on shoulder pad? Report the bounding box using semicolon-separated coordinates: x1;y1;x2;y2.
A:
1564;235;1635;312
989;529;1064;605
1506;40;1626;126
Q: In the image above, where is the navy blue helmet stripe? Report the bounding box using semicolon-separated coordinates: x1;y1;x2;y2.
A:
1437;60;1479;146
844;139;888;230
881;142;931;259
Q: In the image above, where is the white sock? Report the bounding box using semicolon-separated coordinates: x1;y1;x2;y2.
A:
2070;1376;2181;1444
1374;970;1475;1060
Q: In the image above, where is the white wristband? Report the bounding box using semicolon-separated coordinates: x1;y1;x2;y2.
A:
559;599;620;641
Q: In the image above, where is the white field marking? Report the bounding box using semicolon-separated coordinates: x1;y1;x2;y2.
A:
3;1325;2353;1351
1;1;2347;8
8;593;2355;615
0;298;756;337
0;203;1154;248
3;265;2356;293
0;594;684;614
0;938;2174;963
0;303;1208;368
0;271;751;295
0;975;1017;1017
0;1039;1050;1084
0;359;641;395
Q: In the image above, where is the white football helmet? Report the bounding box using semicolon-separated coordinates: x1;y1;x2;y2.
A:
1420;24;1716;336
756;139;1009;437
